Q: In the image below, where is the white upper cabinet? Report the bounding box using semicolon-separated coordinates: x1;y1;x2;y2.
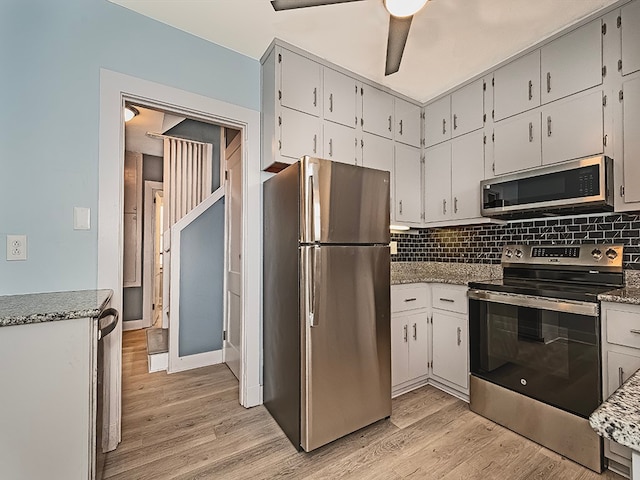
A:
279;107;321;161
394;98;422;147
622;75;640;204
424;142;452;222
622;1;640;76
323;121;358;165
451;131;485;220
541;21;603;104
424;96;451;147
279;48;321;117
394;143;422;224
541;89;603;165
323;67;358;128
451;79;484;138
361;131;394;213
493;110;542;175
361;85;394;139
494;51;541;121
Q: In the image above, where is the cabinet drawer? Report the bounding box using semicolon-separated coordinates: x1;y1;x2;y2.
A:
432;285;468;314
606;309;640;349
391;285;428;313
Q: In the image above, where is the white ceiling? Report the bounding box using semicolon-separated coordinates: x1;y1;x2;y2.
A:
110;0;619;103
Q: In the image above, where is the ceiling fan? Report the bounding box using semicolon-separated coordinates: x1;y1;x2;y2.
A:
270;0;429;76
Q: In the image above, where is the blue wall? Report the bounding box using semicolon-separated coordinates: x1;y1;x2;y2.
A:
179;198;225;356
0;0;259;295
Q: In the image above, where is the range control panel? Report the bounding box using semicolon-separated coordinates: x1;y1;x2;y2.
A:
502;244;624;268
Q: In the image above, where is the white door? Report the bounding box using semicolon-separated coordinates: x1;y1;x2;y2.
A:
424;95;451;147
494;50;541;121
493;110;542;175
451;131;485;220
279;48;321;117
224;131;242;379
622;1;640;76
394;143;422;224
394;98;422;147
323;67;357;128
323;120;357;165
361;85;394;139
424;142;452;223
432;310;468;390
451;79;484;138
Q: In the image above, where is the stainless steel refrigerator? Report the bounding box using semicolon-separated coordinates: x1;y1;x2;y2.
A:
263;156;391;452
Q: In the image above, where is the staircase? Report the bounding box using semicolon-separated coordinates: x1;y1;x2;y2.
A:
146;328;168;372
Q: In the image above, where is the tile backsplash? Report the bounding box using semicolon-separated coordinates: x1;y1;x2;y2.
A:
391;212;640;269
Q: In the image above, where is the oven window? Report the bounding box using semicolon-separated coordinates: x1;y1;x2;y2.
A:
470;300;600;418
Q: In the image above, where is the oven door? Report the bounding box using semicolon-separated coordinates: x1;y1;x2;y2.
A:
469;290;601;418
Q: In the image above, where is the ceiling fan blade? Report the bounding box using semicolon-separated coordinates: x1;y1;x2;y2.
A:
385;14;413;76
271;0;365;11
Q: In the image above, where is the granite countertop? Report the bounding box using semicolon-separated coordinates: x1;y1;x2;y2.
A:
0;289;113;327
598;286;640;306
391;261;502;286
590;368;640;452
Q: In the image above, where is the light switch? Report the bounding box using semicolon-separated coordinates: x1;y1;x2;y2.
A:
390;241;398;255
74;207;91;230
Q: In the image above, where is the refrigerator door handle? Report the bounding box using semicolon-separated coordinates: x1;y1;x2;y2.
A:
310;246;321;327
310;163;321;242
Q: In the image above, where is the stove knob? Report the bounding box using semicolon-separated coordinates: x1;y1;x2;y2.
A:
591;248;603;260
504;248;513;258
515;249;523;258
606;248;618;260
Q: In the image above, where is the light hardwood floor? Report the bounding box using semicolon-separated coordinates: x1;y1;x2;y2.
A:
104;329;623;480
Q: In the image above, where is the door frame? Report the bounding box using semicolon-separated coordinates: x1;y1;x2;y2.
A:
98;69;262;451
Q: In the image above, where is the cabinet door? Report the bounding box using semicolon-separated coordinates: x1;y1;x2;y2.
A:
394;144;422;224
395;98;422;147
606;351;640;460
323;68;358;128
407;312;429;380
623;76;640;203
362;85;394;139
541;90;603;165
622;1;640;76
432;311;468;390
391;315;410;387
323;121;357;165
424;142;452;222
494;51;541;121
541;21;603;104
451;131;484;220
361;132;394;209
280;48;321;117
424;96;451;147
493;110;542;175
279;107;321;161
451;79;484;138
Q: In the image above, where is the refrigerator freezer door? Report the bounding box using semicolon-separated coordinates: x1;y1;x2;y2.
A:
300;156;390;245
300;245;391;451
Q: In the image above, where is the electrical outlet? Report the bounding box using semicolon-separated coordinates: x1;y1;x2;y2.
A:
6;235;27;261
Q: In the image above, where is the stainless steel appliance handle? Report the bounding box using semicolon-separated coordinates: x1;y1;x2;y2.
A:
311;165;321;242
468;289;598;317
310;246;320;327
98;308;119;340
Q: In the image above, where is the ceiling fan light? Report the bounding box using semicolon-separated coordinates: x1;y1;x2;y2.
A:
124;105;139;122
384;0;428;17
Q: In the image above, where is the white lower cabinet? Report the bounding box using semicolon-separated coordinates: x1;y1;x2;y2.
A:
601;302;640;475
391;283;470;400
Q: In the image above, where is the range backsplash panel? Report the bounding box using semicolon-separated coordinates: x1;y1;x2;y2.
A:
391;212;640;270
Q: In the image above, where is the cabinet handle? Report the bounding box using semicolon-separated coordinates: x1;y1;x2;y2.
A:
388;115;392;132
453;114;458;130
619;366;624;387
329;138;333;157
528;80;533;101
399;200;403;215
399;119;403;135
404;298;417;302
439;297;455;303
313;134;317;154
442;199;447;214
529;122;534;142
413;323;417;341
403;324;408;343
630;329;640;334
454;197;458;214
457;326;462;346
546;72;551;93
547;116;552;137
442;118;446;135
329;93;333;112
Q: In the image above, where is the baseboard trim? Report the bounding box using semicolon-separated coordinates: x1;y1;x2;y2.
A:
168;349;222;374
122;319;146;331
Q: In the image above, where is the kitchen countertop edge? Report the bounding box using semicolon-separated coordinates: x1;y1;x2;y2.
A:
0;289;114;328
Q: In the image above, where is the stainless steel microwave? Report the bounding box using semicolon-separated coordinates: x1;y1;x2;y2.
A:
480;156;613;219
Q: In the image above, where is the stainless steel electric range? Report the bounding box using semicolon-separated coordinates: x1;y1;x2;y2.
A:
468;244;624;473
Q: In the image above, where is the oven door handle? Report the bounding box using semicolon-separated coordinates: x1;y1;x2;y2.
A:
468;289;598;317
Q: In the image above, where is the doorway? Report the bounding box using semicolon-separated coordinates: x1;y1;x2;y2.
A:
98;69;262;452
